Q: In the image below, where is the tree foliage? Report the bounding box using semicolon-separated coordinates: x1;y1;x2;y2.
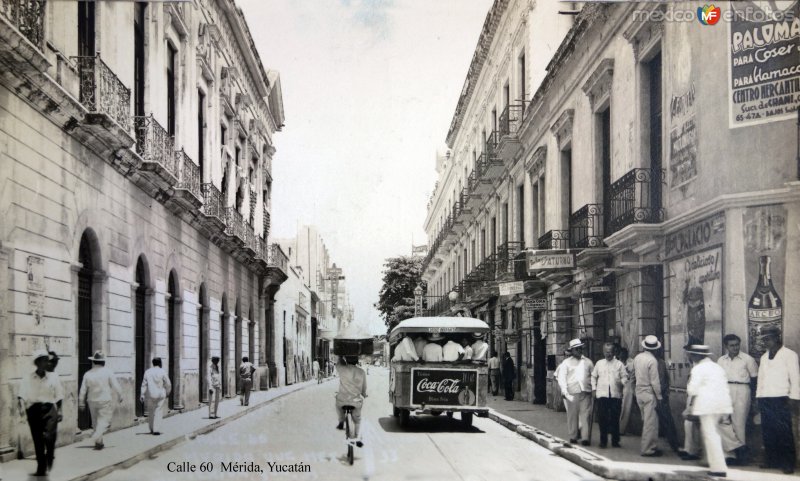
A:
375;256;425;332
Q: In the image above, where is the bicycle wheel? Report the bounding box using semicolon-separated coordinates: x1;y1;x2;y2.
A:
345;412;353;465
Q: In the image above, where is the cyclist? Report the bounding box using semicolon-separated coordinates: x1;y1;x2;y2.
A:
335;355;367;447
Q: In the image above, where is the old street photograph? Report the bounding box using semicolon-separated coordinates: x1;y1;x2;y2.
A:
1;0;799;480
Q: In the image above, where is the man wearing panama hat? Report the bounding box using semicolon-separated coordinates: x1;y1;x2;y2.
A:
422;333;444;362
78;351;123;450
556;339;594;445
471;332;488;362
633;335;665;456
17;349;64;476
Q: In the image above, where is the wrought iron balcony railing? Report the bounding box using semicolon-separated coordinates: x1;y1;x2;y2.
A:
607;167;665;236
263;208;270;239
201;183;223;219
73;54;131;131
498;102;527;138
243;222;256;252
1;0;45;48
253;235;265;260
495;241;524;277
267;243;289;272
485;131;500;158
537;230;570;250
133;115;178;176
569;204;604;248
175;149;201;199
224;207;245;241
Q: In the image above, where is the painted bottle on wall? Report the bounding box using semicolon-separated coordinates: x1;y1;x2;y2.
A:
748;255;782;358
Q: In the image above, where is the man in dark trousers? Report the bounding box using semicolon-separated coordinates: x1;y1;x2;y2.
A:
756;325;799;474
502;352;516;401
18;349;64;476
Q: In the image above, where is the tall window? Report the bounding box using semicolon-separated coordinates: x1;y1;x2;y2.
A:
167;43;177;137
517;184;524;243
646;52;663;210
600;108;611;232
77;0;95;57
502;203;509;244
503;83;510;109
519;52;526;100
490;217;497;253
492;108;498;133
134;3;146;117
532;181;540;241
198;89;205;178
561;149;573;230
480;228;486;260
220;123;227;146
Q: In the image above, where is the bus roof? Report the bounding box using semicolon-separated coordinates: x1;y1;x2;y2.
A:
389;317;489;344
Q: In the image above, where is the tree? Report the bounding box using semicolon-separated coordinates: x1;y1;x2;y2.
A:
375;256;425;332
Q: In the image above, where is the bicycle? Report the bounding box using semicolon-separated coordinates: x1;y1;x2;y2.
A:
341;404;358;465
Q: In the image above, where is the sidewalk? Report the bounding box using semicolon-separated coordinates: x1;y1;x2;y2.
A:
487;395;800;481
0;379;324;481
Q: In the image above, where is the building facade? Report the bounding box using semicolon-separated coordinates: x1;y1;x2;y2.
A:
422;0;799;437
0;0;290;459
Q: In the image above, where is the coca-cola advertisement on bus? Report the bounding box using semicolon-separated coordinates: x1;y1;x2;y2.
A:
743;205;787;358
410;368;478;407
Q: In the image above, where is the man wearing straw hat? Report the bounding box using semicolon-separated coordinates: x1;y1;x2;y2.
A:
17;349;64;476
557;338;594;445
78;351;123;450
684;344;734;477
422;333;444;362
633;335;665;456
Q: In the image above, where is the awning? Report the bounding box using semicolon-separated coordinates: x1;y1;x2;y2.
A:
318;328;336;340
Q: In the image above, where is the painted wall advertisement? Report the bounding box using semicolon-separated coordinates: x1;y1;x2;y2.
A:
665;213;726;361
728;1;800;128
743;205;786;358
669;83;698;188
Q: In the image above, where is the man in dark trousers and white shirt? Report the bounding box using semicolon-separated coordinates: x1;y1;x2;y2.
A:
591;342;627;448
756;325;800;474
18;349;64;476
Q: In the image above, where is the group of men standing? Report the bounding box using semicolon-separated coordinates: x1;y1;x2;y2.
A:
554;326;799;477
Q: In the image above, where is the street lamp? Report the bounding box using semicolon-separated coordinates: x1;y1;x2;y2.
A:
414;284;424;317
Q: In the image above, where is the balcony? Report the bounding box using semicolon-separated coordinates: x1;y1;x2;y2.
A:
494;241;524;279
133;114;178;193
220;68;235;117
482;132;505;179
464;177;483;210
242;223;256;256
607;167;665;236
498;102;527;160
72;55;132;145
265;243;289;285
0;0;47;72
263;208;271;239
537;230;570;250
200;183;225;230
169;149;202;211
569;204;604;248
223;207;246;245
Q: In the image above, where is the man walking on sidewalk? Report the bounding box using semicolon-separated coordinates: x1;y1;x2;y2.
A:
634;335;665;457
592;342;626;448
18;349;64;476
239;356;255;406
756;325;799;474
717;333;757;451
78;351;123;450
684;344;734;478
557;339;594;446
140;357;171;435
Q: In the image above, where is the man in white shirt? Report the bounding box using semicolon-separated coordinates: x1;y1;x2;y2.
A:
471;333;489;362
557;339;594;445
442;338;465;362
335;356;367;446
755;325;799;474
239;356;255;406
413;336;427;359
18;349;64;476
717;334;758;449
422;334;444;362
684;344;735;477
78;351;123;449
391;334;420;362
140;357;172;435
488;352;500;395
591;342;627;448
634;335;666;456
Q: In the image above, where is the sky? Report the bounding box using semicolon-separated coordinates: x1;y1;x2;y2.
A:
239;0;494;335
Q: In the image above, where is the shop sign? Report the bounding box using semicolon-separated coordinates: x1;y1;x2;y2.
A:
663;212;725;261
411;368;478;407
588;286;610;293
526;298;547;310
527;251;575;272
499;281;524;296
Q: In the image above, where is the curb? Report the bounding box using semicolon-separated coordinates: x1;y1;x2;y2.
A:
488;409;712;481
69;381;314;481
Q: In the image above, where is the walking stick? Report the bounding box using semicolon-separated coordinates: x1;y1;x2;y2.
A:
587;393;596;443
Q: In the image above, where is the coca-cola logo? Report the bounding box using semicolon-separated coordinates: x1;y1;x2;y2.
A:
416;378;461;394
